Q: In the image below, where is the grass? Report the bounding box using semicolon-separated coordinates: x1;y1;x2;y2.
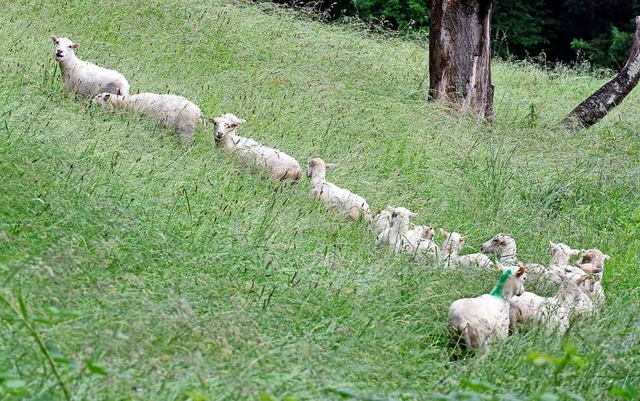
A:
1;0;639;399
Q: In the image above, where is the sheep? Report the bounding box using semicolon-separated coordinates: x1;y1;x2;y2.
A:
397;224;440;262
307;158;372;222
51;36;130;98
574;248;609;302
440;229;494;269
546;241;584;283
512;274;599;334
93;92;203;147
376;207;416;246
211;113;302;183
373;207;395;235
480;233;546;276
447;265;526;350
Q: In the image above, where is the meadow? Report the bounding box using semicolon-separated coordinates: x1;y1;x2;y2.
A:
1;0;639;399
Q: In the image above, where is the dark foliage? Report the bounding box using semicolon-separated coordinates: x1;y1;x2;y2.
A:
264;0;639;69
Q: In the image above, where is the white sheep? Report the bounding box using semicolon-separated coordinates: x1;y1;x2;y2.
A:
373;207;395;235
93;92;203;147
211;113;302;182
545;241;584;283
306;158;372;222
397;224;440;262
512;275;598;334
440;229;493;269
52;36;130;98
480;233;545;276
574;248;609;302
447;265;526;350
376;207;416;246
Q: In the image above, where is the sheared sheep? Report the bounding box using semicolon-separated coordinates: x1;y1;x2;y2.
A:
397;224;440;262
447;265;526;350
307;158;372;222
373;207;395;235
546;241;584;283
52;36;129;98
211;113;302;182
377;207;416;245
480;233;545;276
93;92;203;147
440;229;493;269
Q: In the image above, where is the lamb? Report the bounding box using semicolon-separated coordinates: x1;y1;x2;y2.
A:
93;92;203;147
52;36;130;98
373;207;395;235
307;158;372;222
480;233;546;276
574;248;609;302
376;207;416;246
440;229;494;269
447;265;526;350
211;113;302;182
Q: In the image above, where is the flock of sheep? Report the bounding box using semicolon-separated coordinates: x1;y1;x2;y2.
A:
51;35;611;352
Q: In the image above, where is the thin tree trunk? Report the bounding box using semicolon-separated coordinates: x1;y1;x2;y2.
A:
563;16;640;131
429;0;495;121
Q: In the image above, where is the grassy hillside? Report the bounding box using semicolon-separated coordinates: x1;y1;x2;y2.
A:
1;0;639;400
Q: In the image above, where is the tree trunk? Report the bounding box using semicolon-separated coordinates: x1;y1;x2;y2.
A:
563;16;640;131
429;0;495;121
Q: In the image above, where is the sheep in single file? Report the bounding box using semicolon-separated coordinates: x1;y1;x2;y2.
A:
52;36;129;98
447;265;526;350
440;229;493;268
211;114;302;182
93;92;203;147
307;158;372;222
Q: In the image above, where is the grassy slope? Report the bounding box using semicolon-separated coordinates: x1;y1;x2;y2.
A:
1;0;639;399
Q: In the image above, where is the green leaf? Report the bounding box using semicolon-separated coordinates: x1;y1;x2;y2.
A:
258;391;276;401
86;360;109;376
460;379;496;392
3;379;25;389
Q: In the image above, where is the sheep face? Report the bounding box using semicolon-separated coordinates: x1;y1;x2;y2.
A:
306;158;335;178
480;233;514;255
51;36;78;62
549;241;582;265
93;92;113;106
440;229;465;256
575;248;609;274
211;114;245;140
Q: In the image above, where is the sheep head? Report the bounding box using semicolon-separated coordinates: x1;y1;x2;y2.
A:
52;36;78;62
480;233;515;256
211;113;246;140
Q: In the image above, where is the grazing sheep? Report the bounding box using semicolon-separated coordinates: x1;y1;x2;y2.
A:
52;36;130;98
480;233;545;276
447;265;526;350
440;229;494;269
93;92;203;147
377;207;416;245
307;158;372;222
211;113;302;182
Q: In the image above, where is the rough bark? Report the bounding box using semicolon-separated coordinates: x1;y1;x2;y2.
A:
429;0;495;121
563;16;640;131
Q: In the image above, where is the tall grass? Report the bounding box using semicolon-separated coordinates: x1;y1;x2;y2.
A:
1;0;639;399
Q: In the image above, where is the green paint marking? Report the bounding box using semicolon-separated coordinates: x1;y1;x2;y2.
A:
490;268;515;298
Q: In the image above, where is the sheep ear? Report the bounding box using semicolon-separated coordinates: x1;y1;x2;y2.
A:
499;237;505;244
549;240;555;247
325;163;336;169
103;93;111;100
409;212;418;217
604;254;611;260
230;123;238;128
439;228;448;237
516;266;525;277
72;43;79;49
51;36;58;44
460;235;466;242
209;117;216;123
